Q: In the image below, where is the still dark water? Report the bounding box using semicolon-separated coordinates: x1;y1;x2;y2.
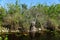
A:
0;32;60;40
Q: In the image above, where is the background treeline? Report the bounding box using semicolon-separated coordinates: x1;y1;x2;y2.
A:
0;0;60;40
0;0;60;31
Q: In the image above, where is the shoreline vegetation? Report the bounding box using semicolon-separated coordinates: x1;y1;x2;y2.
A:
0;0;60;40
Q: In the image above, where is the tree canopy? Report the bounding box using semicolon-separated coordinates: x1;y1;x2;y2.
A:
0;0;60;30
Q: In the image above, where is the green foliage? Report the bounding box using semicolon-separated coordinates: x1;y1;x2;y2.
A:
4;35;8;40
0;3;60;29
35;19;41;28
0;36;2;40
0;0;60;40
0;0;60;35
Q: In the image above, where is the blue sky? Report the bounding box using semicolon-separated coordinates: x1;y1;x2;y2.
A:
0;0;60;8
